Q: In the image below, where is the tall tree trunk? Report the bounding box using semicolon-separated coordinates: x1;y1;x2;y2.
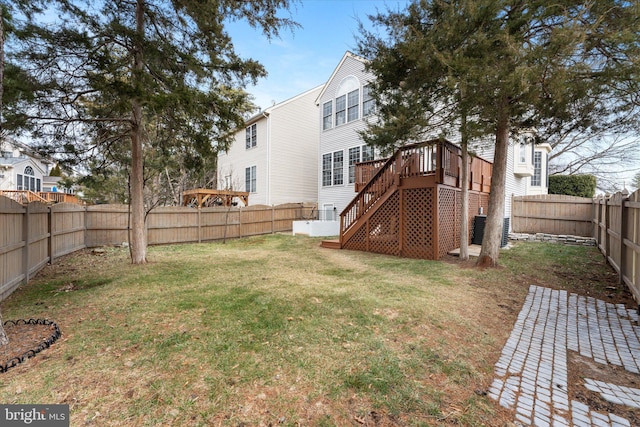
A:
459;98;470;261
0;9;8;347
129;0;147;264
476;99;509;267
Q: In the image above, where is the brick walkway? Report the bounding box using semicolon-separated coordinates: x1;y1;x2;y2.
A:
489;285;640;426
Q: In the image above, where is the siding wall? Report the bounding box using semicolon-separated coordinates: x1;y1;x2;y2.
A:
270;86;322;205
217;87;321;206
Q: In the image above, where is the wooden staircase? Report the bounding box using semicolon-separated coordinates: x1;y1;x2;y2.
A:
322;139;493;260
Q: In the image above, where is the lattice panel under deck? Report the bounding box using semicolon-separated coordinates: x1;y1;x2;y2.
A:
402;188;435;259
438;187;458;258
368;192;400;256
343;221;368;252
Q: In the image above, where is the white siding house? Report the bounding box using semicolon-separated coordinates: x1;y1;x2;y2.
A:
316;51;551;231
217;85;322;206
316;52;379;220
0;139;51;192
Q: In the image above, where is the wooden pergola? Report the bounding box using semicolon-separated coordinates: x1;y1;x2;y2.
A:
182;189;249;208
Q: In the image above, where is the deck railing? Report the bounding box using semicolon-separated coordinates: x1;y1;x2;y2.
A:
343;139;492;240
0;190;80;205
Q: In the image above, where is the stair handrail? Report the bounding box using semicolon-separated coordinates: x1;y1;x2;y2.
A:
340;138;445;236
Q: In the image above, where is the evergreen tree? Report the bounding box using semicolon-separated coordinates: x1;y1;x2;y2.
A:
15;0;298;264
358;0;639;267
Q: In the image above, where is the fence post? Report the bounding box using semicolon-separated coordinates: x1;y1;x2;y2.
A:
22;203;31;284
239;208;242;238
272;206;275;234
197;207;202;244
619;193;629;285
604;196;611;262
48;205;53;264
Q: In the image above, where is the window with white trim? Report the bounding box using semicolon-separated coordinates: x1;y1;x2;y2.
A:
245;165;256;192
363;85;375;116
519;141;527;163
322;153;332;187
17;165;40;192
245;123;257;149
322;101;332;130
348;147;360;184
333;151;343;185
362;145;374;162
347;89;359;122
348;145;375;184
322;150;344;187
531;152;542;186
335;95;346;126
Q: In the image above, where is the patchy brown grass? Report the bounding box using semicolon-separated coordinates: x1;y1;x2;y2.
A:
0;236;636;426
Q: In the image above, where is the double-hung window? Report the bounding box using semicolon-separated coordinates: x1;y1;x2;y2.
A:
333;151;344;185
348;145;375;184
322;101;332;130
531;152;542;186
347;89;359;122
322;154;332;187
362;85;375;116
245;166;257;192
335;95;346;126
322;150;344;186
348;147;360;184
245;123;257;149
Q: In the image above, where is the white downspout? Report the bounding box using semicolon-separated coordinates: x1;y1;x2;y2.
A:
262;111;270;205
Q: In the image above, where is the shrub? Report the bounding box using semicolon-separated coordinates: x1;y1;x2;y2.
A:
548;174;596;198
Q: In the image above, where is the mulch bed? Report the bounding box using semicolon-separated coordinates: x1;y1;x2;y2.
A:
0;320;61;373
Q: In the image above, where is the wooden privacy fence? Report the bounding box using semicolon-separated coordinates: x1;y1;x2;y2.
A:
1;196;315;301
513;191;640;306
512;194;594;237
594;190;640;306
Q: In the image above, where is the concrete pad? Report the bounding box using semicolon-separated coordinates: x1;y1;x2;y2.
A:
448;244;482;257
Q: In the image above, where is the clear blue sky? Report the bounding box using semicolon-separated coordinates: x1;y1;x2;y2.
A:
226;0;410;110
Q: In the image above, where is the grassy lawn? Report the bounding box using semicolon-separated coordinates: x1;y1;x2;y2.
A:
0;234;630;426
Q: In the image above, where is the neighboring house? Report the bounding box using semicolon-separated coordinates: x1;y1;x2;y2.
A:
217;85;322;206
317;51;551;230
0;138;52;193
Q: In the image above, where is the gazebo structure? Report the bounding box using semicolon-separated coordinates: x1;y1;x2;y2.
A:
182;189;249;208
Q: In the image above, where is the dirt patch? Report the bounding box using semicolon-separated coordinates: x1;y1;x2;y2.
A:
569;352;640;424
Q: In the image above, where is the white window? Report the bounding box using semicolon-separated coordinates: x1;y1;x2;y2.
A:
348;147;361;184
245;166;256;192
322;150;344;186
333;151;343;185
347;89;359;122
362;145;374;162
348;145;375;184
322;101;332;130
17;166;39;192
531;152;542;186
335;95;346;126
245;123;257;149
224;175;232;190
363;85;375;116
519;141;527;163
322;153;332;187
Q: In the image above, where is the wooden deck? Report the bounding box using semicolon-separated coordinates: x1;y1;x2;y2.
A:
324;139;493;260
182;189;249;207
0;190;81;205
